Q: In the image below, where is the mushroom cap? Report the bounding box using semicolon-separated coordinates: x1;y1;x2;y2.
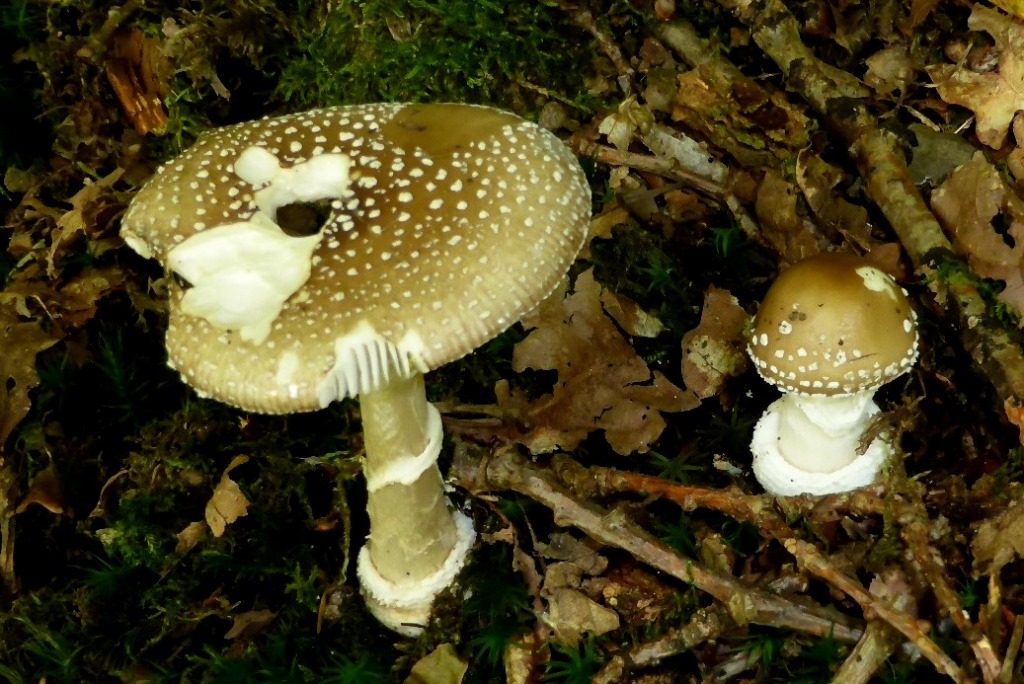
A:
747;253;919;396
122;103;591;413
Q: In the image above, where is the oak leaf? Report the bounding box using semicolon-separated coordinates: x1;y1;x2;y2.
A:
927;6;1024;149
512;268;697;455
205;455;250;537
930;153;1024;322
0;314;61;448
681;287;750;401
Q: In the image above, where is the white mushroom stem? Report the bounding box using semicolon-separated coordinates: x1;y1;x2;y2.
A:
751;391;893;496
356;374;475;636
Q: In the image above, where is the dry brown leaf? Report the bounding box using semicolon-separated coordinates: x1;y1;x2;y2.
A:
973;496;1024;577
864;44;915;96
986;0;1024;24
0;315;61;447
48;168;125;278
754;170;825;264
906;123;978;185
544;587;620;647
927;6;1024;149
205;455;250;537
14;464;64;516
512;269;697;455
681;287;750;401
795;152;875;251
930;153;1024;321
224;608;276;640
503;632;545;684
404;643;468;684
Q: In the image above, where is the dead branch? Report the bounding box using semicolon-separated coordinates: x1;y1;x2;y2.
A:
902;515;1000;682
451;443;863;643
592;604;733;683
831;620;901;684
554;457;969;682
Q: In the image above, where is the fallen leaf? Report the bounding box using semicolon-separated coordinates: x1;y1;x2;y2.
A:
930;152;1024;321
224;608;276;640
927;6;1024;149
104;28;169;136
795;152;875;251
544;587;620;647
973;495;1024;577
600;563;677;626
14;464;64;515
906;124;978;185
754;170;825;265
512;269;697;455
986;0;1024;24
681;287;750;401
205;455;250;537
503;631;546;684
864;44;915;96
1006;397;1024;446
404;643;468;684
48;168;125;278
0;314;61;447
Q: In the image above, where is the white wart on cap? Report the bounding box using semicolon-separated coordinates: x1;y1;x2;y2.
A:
746;253;919;397
121;103;591;412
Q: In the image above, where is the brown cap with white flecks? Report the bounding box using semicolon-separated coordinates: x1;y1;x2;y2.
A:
121;103;591;413
746;253;919;396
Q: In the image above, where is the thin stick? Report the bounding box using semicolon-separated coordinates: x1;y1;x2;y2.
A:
592;605;733;683
452;444;863;643
559;458;967;682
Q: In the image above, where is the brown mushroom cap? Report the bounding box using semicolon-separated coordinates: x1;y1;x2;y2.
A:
122;103;591;413
747;253;919;396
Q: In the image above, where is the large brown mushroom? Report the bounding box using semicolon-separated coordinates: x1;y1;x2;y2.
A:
121;103;591;634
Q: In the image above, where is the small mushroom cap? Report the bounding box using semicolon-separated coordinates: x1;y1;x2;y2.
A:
747;253;919;396
122;103;591;413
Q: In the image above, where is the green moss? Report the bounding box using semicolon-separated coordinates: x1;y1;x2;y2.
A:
276;0;598;112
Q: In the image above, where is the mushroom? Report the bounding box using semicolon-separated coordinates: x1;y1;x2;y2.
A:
745;253;919;496
120;103;591;634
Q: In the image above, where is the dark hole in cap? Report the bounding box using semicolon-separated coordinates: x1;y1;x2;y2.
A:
277;199;334;237
992;212;1016;249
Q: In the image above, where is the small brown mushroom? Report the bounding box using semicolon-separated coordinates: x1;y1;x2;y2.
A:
121;103;592;634
746;253;919;496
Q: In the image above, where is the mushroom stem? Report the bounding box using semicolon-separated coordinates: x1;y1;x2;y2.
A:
776;392;877;473
356;374;475;635
751;392;893;496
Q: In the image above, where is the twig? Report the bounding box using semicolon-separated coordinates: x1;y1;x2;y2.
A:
574;139;763;242
831;620;901;684
998;615;1024;684
554;2;634;95
902;516;1000;683
712;0;1024;427
592;604;733;683
451;443;863;642
0;459;18;593
554;458;969;682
